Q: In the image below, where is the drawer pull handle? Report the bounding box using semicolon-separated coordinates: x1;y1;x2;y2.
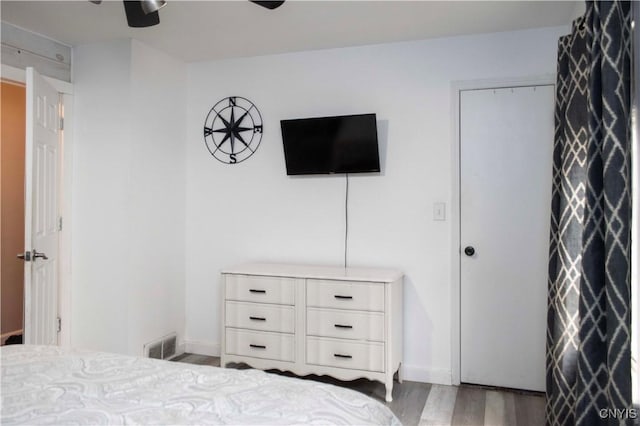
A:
250;344;266;349
334;295;353;300
249;289;266;294
334;324;353;329
333;353;352;359
249;316;266;321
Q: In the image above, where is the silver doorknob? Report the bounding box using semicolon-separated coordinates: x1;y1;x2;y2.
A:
17;251;32;261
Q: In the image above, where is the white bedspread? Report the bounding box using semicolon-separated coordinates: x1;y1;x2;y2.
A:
1;345;400;425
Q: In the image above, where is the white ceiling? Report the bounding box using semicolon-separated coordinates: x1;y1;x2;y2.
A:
1;1;579;62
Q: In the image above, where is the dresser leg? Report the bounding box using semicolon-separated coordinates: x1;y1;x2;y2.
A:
385;381;393;402
397;363;403;384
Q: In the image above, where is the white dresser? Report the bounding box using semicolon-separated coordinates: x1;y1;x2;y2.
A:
221;263;403;402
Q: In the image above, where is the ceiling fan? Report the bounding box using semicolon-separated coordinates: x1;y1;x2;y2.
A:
90;0;285;28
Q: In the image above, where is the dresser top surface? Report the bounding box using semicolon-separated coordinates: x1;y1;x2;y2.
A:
222;263;403;283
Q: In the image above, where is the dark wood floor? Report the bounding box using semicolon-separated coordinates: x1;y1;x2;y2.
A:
173;353;545;426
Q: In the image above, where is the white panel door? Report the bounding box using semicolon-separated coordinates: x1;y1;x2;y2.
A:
23;67;59;345
460;85;554;392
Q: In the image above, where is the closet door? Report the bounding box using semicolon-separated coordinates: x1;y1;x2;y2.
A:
460;85;554;391
22;67;60;345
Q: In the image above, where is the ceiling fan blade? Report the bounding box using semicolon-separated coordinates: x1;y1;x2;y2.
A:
123;1;160;28
250;1;285;10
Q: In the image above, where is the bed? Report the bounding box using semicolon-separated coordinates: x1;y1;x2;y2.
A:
1;345;400;425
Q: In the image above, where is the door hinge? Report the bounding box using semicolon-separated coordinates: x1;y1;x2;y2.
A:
59;117;64;131
56;317;61;333
58;216;63;231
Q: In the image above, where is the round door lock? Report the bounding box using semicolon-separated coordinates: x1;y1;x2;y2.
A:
464;246;475;256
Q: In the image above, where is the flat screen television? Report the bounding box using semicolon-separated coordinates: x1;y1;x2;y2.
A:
280;113;380;175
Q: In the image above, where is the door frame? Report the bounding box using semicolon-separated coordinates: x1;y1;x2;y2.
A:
450;75;555;386
2;64;74;346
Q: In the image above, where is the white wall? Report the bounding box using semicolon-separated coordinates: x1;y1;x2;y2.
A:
72;39;186;356
570;1;585;21
185;26;568;382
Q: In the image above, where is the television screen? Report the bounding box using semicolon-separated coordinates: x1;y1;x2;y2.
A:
280;113;380;175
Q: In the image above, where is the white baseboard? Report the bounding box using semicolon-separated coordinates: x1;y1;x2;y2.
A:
402;364;452;385
184;340;220;357
174;342;186;358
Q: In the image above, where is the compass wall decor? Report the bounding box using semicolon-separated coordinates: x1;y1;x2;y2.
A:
203;96;263;164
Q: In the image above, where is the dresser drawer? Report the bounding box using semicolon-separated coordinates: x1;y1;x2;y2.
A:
306;337;384;372
225;274;295;305
225;329;294;362
226;301;295;333
306;279;384;312
307;308;384;341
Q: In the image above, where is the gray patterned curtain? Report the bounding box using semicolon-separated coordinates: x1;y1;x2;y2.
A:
546;1;633;425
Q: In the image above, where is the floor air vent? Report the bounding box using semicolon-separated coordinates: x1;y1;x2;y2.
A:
163;335;176;359
148;341;163;359
144;333;177;360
